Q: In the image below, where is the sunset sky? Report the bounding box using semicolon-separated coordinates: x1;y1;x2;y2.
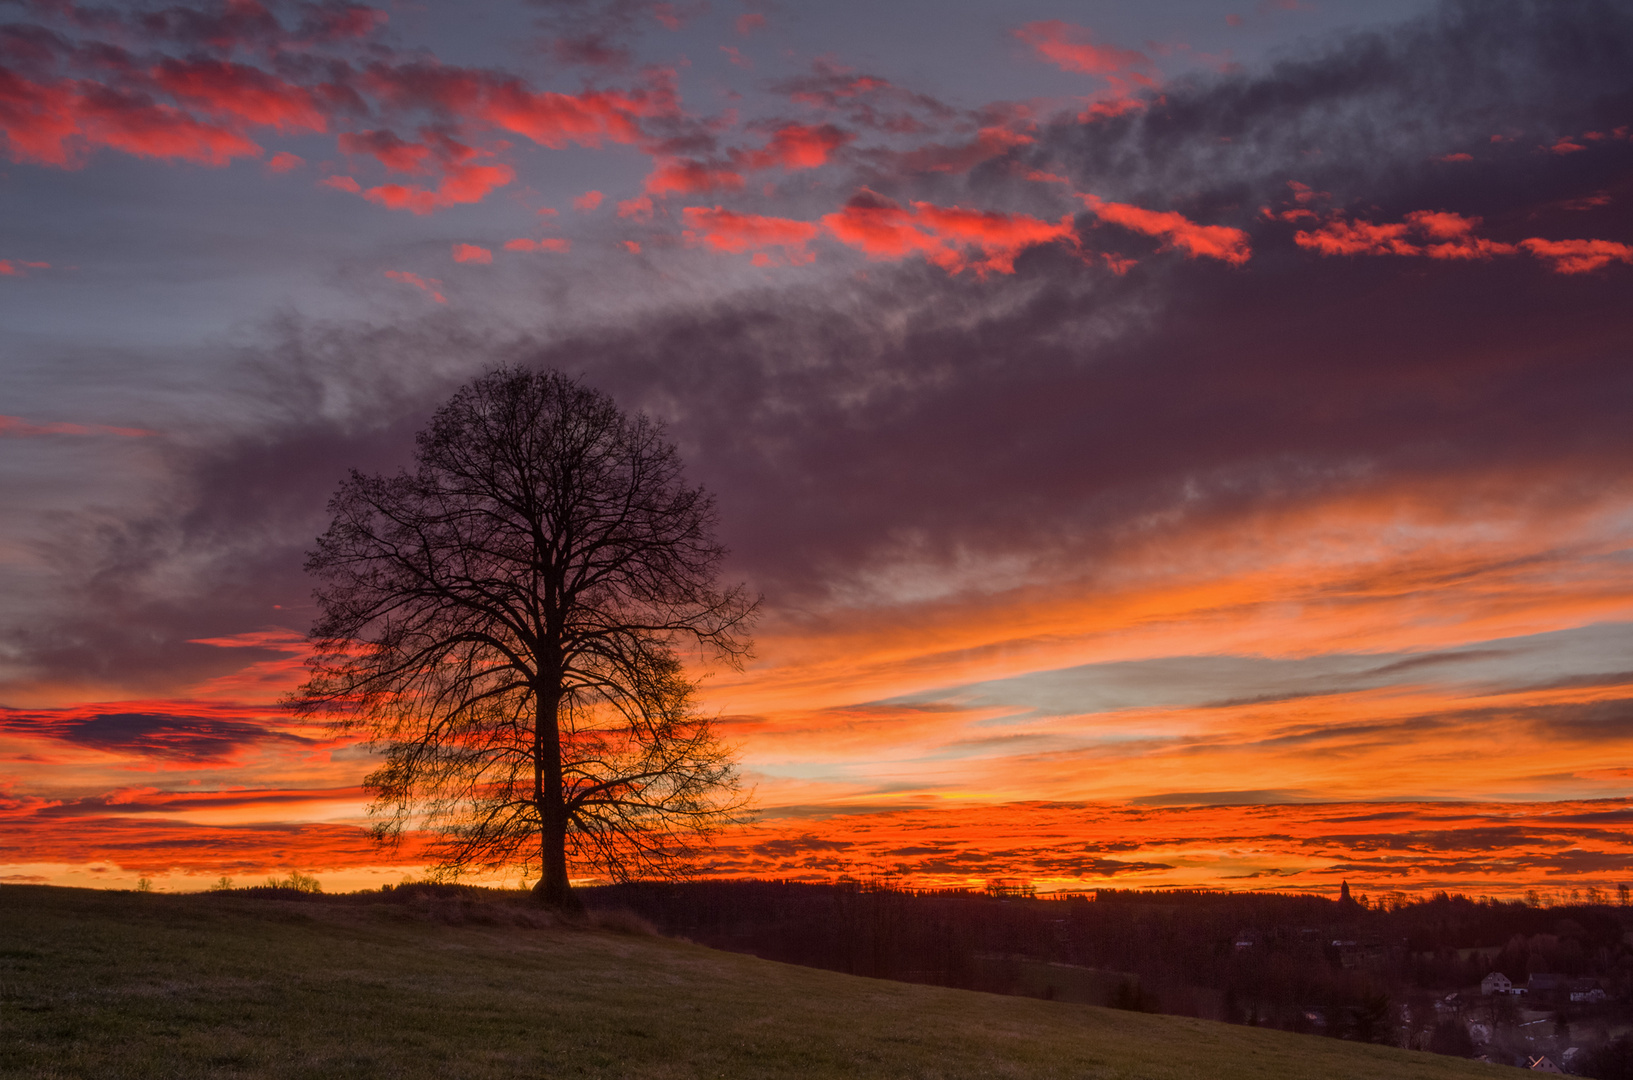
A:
3;0;1632;899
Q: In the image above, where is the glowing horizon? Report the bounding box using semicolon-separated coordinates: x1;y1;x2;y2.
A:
3;0;1632;900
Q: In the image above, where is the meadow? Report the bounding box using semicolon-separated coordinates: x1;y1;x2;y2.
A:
0;884;1513;1079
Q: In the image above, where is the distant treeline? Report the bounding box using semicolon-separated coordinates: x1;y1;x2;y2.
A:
579;879;1633;1062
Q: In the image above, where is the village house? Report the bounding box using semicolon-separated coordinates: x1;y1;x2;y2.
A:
1526;973;1605;1004
1480;972;1512;995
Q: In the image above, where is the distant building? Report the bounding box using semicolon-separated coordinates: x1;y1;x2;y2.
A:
1481;972;1512;995
1527;974;1604;1004
1528;1055;1563;1073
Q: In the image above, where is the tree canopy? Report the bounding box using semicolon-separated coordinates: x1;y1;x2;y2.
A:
290;367;756;908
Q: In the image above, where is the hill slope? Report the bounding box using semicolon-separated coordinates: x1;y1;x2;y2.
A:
1;886;1510;1079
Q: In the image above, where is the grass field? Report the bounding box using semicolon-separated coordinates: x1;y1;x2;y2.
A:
0;885;1515;1079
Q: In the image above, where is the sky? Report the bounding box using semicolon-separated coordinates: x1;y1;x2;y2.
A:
2;0;1632;899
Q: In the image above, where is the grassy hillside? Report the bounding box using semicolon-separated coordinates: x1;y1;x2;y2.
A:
1;885;1513;1079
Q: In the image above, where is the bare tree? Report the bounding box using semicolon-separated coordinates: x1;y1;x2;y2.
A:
289;367;756;909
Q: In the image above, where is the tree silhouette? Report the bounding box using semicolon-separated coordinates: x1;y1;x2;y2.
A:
290;367;756;909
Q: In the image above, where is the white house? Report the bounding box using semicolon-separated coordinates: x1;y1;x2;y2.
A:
1481;972;1512;995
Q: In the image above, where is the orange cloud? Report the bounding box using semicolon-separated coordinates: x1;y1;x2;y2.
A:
682;206;818;263
573;189;604;212
451;243;492;264
1080;194;1251;264
382;269;445;302
266;151;302;172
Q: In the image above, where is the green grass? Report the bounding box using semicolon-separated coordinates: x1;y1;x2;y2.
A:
1;885;1511;1079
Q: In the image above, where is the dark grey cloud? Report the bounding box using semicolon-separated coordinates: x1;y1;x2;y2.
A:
0;708;314;762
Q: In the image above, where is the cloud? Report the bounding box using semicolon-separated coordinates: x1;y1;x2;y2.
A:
1080;194;1251;264
451;243;492;264
503;238;571;253
1516;238;1633;274
0;704;315;763
382;269;445;302
266;150;303;172
1013;20;1156;97
0;415;152;438
896;126;1033;174
643;156;745;196
0;73;263;167
574;189;605;212
1295;211;1631;273
741;123;852;171
682;206;818;263
148;58;328;133
821;189;1076;276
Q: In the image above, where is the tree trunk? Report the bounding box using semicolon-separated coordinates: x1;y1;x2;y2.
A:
531;683;583;912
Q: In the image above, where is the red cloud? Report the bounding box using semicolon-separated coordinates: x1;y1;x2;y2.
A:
364;63;677;152
644;157;745;195
1293;209;1630;273
682;206;818;264
266;151;302;172
1293;210;1515;260
898;126;1032;174
1014;21;1156;90
504;238;570;253
736;12;767;35
910;201;1076;275
617;194;654;220
1517;237;1633;274
0;415;152;437
320;174;361;193
344;133;514;214
742;123;851;171
451;243;491;264
0;73;261;167
573;189;604;212
383;269;445;302
337;129;435;174
149;59;327;133
822;190;1076;277
1080;194;1252;264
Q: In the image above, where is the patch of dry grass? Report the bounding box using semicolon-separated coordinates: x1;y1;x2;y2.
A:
1;885;1508;1079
